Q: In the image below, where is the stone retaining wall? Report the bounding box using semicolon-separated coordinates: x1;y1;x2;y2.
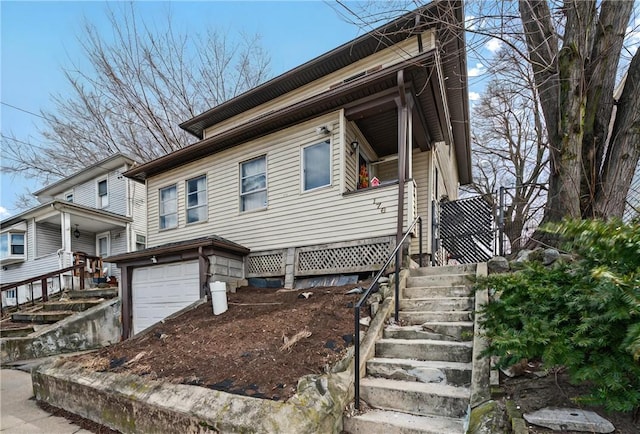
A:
1;299;121;364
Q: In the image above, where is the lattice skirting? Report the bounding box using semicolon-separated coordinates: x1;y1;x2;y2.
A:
246;250;285;277
295;237;394;276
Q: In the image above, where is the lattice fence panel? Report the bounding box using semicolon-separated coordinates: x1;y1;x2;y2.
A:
296;239;392;276
439;195;494;264
247;252;285;277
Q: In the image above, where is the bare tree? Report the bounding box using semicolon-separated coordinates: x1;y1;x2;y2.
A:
468;44;548;252
1;3;270;186
334;0;640;225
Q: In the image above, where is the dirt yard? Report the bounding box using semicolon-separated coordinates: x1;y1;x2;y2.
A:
73;284;365;401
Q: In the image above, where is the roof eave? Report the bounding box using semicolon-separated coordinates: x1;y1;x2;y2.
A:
178;2;442;139
105;237;250;263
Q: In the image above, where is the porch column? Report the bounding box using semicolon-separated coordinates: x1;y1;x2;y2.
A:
60;212;72;256
396;70;409;246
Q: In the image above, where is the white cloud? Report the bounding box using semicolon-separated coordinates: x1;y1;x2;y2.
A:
0;206;9;219
465;15;476;31
468;63;485;77
469;91;480;101
485;38;503;53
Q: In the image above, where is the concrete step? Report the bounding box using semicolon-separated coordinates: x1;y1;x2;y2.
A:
410;264;477;277
67;288;118;299
42;299;103;312
375;338;472;363
400;311;473;324
384;322;474;342
359;377;470;418
344;409;465;434
407;274;473;288
399;297;473;312
367;357;472;387
11;311;74;324
404;285;471;299
0;325;35;338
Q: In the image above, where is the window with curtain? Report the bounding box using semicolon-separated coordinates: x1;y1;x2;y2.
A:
240;156;267;212
159;185;177;229
186;175;207;223
302;140;331;191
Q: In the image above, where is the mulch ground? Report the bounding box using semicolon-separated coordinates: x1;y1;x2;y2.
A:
500;368;640;434
72;284;366;402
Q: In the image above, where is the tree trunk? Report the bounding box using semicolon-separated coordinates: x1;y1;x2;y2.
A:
581;1;634;217
595;48;640;218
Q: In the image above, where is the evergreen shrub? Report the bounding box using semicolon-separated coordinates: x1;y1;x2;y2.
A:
477;219;640;412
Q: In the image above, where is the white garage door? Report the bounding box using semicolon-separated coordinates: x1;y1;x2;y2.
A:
132;260;200;335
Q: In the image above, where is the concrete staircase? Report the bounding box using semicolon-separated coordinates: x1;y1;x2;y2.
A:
344;264;476;434
0;288;118;338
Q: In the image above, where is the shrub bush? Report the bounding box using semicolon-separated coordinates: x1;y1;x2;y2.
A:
477;219;640;412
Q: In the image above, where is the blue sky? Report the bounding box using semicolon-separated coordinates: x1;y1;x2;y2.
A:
0;1;369;218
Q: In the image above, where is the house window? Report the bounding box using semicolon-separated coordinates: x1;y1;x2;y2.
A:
5;289;16;300
302;140;331;191
97;179;109;208
135;234;146;251
159;185;178;229
358;152;371;189
240;156;267;211
0;232;25;259
65;191;73;202
96;233;110;258
186;175;207;223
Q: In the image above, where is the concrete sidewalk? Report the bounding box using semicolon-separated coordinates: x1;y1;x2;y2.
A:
1;368;92;433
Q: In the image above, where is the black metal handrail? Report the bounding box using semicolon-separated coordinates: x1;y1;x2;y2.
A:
353;215;422;410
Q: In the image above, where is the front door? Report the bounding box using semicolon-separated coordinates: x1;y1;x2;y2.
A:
96;232;110;276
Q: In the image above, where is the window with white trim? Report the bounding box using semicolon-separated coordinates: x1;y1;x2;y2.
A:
159;185;178;229
0;232;25;260
302;140;331;191
64;191;74;202
97;233;109;258
186;175;207;223
240;156;267;212
97;179;109;208
135;234;146;251
5;289;16;300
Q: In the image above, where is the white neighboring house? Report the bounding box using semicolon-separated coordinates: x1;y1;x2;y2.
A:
0;154;147;308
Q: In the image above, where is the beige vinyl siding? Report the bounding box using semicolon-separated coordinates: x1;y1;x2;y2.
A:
434;142;458;200
148;112;409;251
344;123;360;192
410;148;431;254
203;31;435;140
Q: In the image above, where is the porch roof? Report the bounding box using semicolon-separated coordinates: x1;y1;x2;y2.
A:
125;1;471;184
0;200;131;230
105;235;250;264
